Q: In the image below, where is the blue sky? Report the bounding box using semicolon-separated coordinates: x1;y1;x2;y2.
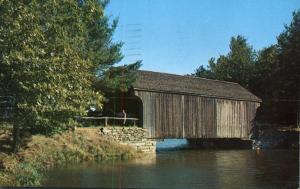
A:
106;0;300;75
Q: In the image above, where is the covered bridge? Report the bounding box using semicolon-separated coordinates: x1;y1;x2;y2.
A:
105;70;261;139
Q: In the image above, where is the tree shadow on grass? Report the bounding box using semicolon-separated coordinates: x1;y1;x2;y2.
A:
0;128;32;154
0;129;13;154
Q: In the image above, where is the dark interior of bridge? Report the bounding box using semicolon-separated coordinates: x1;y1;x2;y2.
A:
102;91;143;127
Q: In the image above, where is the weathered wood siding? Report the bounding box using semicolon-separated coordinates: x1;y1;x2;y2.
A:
135;90;260;139
183;96;217;138
215;99;259;138
135;91;183;138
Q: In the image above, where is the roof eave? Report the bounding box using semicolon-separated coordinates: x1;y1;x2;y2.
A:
133;87;262;103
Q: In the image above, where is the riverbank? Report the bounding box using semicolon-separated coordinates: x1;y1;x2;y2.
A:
251;123;299;149
0;128;142;186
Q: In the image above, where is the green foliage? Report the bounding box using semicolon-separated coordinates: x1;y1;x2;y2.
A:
276;10;300;100
96;60;142;93
0;122;13;129
252;10;300;124
193;10;300;124
194;35;256;88
0;0;126;134
249;45;279;97
193;61;215;79
15;163;42;186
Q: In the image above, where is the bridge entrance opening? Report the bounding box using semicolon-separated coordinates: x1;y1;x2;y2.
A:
102;91;143;127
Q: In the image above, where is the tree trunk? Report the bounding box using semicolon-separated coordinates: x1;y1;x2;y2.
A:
12;123;20;153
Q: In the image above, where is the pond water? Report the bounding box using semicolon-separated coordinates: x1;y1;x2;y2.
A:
43;148;299;188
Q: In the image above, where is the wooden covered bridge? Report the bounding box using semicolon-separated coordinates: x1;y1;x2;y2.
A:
104;70;261;139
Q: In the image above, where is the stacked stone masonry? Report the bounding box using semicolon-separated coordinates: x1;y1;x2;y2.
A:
99;126;156;153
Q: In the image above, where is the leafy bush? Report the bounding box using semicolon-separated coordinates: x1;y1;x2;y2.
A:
15;163;42;186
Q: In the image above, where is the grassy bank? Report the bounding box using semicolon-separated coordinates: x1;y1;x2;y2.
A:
0;128;142;186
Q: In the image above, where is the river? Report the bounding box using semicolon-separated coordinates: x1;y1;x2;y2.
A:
43;143;298;189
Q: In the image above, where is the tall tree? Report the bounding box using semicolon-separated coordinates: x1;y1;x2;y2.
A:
0;0;135;135
251;45;279;97
276;10;300;100
194;35;256;88
251;45;280;123
270;10;300;124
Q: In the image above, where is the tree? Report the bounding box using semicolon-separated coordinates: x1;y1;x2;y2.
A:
251;45;279;97
193;58;216;79
193;10;300;125
194;35;256;88
276;10;300;100
0;0;133;135
270;10;300;124
95;61;142;93
253;10;300;124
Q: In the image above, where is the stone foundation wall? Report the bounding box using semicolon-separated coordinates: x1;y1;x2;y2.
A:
99;127;156;153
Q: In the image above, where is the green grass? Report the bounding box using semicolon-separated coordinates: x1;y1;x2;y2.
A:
0;128;141;186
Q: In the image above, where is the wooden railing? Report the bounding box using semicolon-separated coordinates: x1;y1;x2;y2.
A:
76;116;139;126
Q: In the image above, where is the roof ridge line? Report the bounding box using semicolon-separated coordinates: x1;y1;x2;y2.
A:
133;87;262;102
138;70;240;85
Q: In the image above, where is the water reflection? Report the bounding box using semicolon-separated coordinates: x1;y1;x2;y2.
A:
43;150;298;188
156;139;188;150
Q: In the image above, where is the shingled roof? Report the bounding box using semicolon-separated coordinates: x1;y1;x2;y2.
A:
132;70;261;102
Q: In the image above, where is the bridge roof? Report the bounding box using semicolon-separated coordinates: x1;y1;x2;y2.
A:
132;70;261;102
